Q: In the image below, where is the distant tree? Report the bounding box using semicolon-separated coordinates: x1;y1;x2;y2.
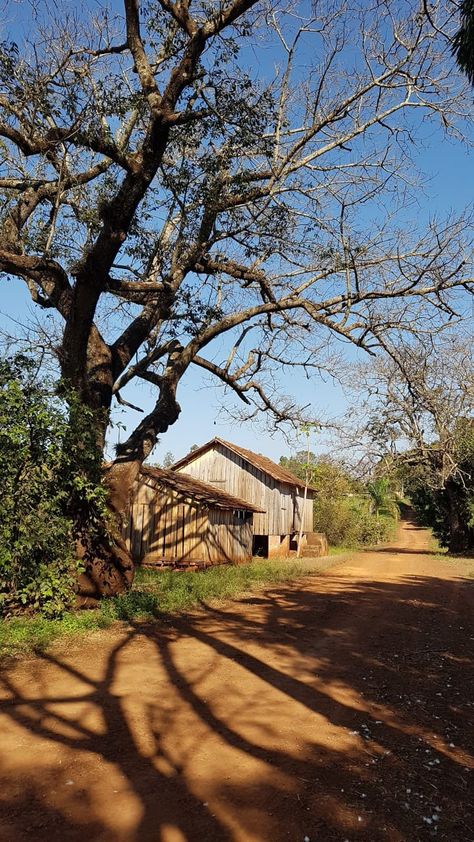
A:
162;451;175;469
366;477;397;518
400;430;474;553
281;451;362;496
280;451;315;484
352;334;474;552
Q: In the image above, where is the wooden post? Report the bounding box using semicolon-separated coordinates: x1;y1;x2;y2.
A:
296;427;311;558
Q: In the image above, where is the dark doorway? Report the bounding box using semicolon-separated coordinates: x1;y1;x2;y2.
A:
252;535;269;558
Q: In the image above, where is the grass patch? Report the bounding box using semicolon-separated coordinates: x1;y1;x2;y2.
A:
437;557;474;579
116;559;316;619
328;545;355;556
433;551;474;577
0;557;334;658
0;608;114;658
427;531;474;572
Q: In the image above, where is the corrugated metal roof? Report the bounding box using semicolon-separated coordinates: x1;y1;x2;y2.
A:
139;465;265;512
172;437;315;491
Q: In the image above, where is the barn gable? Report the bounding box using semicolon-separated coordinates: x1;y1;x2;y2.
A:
171;439;315;554
172;437;313;490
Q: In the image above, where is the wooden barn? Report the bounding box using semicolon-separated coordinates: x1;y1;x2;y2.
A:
172;438;316;557
125;465;263;569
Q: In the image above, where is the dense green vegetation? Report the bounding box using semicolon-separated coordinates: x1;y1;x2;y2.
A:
0;356;110;618
280;453;398;548
355;339;474;555
453;0;474;86
0;558;336;657
396;422;474;554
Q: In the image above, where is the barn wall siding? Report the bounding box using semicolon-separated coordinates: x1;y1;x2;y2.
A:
175;444;314;536
126;479;253;567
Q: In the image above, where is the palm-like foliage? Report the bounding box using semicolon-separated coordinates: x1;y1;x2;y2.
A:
366;478;398;518
453;0;474;85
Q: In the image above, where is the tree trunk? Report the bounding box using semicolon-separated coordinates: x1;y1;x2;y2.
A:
68;344;182;603
445;484;470;554
59;329;141;603
76;460;141;604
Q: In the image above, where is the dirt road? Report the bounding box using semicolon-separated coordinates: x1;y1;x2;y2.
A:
1;518;473;842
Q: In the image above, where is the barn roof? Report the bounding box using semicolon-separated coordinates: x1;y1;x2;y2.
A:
140;465;264;512
172;437;315;491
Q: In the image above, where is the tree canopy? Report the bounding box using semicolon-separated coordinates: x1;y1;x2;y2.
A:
350;335;474;552
1;0;473;592
1;0;473;461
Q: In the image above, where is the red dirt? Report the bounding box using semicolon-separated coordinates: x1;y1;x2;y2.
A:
0;517;473;841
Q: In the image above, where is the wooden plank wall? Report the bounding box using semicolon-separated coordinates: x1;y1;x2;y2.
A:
176;444;314;535
293;489;315;533
126;479;253;565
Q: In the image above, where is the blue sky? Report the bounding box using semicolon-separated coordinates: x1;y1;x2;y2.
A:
1;2;473;466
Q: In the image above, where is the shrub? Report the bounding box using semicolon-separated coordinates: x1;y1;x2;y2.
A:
313;498;357;546
313;496;396;548
0;355;108;618
356;512;395;545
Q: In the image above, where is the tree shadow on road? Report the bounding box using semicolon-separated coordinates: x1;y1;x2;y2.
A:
0;571;473;841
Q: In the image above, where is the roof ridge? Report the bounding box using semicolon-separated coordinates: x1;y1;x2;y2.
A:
172;438;313;490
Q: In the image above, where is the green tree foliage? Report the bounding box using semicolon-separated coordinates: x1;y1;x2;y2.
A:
366;477;398;518
453;0;474;85
400;422;474;553
352;336;474;553
280;454;395;547
0;356;109;617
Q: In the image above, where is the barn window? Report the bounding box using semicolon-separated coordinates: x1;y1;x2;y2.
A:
233;509;251;521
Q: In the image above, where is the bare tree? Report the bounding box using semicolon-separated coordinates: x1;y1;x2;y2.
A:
0;0;473;593
347;332;474;549
352;332;473;478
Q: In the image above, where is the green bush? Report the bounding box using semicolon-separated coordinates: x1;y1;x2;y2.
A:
0;355;108;618
313;497;396;548
279;452;397;549
356;512;395;545
313;497;356;546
